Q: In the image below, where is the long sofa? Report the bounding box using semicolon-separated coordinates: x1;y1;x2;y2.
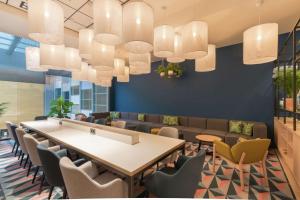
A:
90;112;268;146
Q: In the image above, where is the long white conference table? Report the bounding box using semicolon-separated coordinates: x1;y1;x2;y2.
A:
21;118;185;197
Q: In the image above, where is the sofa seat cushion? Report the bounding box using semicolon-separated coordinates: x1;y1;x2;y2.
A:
188;117;207;129
199;129;227;141
225;133;252;147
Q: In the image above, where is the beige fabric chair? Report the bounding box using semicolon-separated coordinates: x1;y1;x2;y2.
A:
5;121;13;139
59;157;128;198
111;120;126;129
158;127;179;165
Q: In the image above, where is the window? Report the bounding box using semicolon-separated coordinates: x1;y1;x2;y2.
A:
71;85;80;96
55;88;61;99
81;89;92;110
95;86;109;112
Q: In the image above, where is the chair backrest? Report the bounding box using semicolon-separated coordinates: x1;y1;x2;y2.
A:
161;150;206;198
5;121;14;140
135;124;150;133
34;116;48;121
60;157;121;198
37;143;65;187
111;120;126;129
231;139;271;164
86;116;95;123
15;128;28;154
7;122;19;145
75;113;87;121
158;127;179;139
23;134;43;166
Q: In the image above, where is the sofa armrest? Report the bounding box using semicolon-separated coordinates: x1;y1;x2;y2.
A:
253;123;267;138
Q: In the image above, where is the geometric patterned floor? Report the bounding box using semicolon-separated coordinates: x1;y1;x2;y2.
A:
0;141;296;199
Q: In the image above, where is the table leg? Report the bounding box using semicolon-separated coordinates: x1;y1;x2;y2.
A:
181;145;185;156
127;175;134;198
198;141;202;152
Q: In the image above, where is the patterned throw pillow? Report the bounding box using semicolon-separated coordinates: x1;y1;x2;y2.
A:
110;112;120;119
163;116;169;125
168;116;179;126
138;113;145;121
242;122;254;136
229;120;242;134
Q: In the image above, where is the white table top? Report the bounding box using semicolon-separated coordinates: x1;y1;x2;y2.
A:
21;119;185;176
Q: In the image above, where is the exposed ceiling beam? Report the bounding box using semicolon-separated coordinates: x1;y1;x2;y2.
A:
6;36;21;55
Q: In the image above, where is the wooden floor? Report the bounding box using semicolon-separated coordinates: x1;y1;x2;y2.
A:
276;149;300;199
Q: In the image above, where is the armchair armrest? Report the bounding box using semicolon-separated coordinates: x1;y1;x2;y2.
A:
214;140;234;161
79;161;99;179
73;158;86;167
145;171;173;197
55;149;68;158
253;123;267;138
100;177;128;198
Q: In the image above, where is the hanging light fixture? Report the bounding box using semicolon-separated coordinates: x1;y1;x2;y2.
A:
167;33;185;63
28;0;64;44
243;23;278;65
40;43;65;70
154;25;175;58
92;41;115;71
129;52;151;74
72;62;89;81
123;1;154;53
25;47;47;72
79;29;94;60
93;0;122;45
113;58;126;76
97;70;114;80
182;21;208;59
87;65;97;83
117;66;130;82
65;47;81;71
195;44;216;72
97;79;112;87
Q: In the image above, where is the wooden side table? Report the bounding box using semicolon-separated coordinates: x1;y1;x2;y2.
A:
195;134;222;152
150;128;161;135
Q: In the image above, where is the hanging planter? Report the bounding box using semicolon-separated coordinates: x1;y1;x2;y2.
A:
156;61;183;79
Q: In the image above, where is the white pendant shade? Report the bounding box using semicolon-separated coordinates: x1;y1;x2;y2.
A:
93;0;122;45
65;47;81;71
167;33;185;63
113;58;126;76
243;23;278;65
117;66;130;82
97;79;112;87
97;70;114;80
154;25;175;58
72;62;89;81
123;1;154;53
195;44;216;72
182;21;208;59
28;0;64;45
40;43;65;70
129;53;151;75
130;65;151;75
87;65;97;83
79;29;94;60
92;41;115;71
25;47;47;72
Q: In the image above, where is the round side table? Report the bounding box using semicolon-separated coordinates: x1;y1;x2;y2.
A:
195;134;222;152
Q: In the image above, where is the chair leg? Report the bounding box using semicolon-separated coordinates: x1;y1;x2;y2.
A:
18;150;22;160
239;166;245;191
24;155;29;168
12;142;16;153
213;144;216;173
48;186;54;199
39;172;45;194
140;172;144;186
62;187;67;199
261;151;268;187
27;161;32;177
20;153;25;166
32;166;40;184
14;145;19;156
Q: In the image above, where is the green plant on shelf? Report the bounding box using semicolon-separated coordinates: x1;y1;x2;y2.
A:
48;97;74;118
0;102;8;117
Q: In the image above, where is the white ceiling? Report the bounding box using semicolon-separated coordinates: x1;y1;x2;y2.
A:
0;0;299;48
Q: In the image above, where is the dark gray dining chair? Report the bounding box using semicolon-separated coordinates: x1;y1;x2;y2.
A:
85;116;95;123
145;150;206;198
95;118;107;125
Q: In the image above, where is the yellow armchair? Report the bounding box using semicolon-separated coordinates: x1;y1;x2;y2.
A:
213;138;271;191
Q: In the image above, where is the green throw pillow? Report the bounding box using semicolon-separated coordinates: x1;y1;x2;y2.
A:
163;116;169;125
138;113;145;121
242;122;254;136
110;112;120;119
229;120;242;134
168;116;179;126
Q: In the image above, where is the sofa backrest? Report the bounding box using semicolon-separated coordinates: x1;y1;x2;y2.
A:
128;112;138;120
206;119;228;132
145;114;161;123
120;112;129;119
90;112;109;120
188;117;206;129
178;116;189;126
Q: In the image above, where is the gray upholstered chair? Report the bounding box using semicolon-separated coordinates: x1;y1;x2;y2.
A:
95;118;107;125
59;157;128;198
5;121;19;155
145;150;206;198
23;134;54;183
158;127;179;165
86;116;95;123
111;120;126;129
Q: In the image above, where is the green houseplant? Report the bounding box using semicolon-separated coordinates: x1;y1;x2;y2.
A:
0;102;8;117
48;97;74;118
156;63;183;78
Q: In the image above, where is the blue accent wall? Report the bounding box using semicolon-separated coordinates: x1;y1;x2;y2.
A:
0;49;45;84
113;34;289;140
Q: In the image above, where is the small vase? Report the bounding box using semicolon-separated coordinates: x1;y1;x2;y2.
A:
168;70;174;76
160;72;165;77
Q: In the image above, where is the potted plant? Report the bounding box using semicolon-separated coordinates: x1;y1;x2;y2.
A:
48;97;74;118
166;63;183;78
156;64;167;77
0;102;8;117
274;68;300;111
